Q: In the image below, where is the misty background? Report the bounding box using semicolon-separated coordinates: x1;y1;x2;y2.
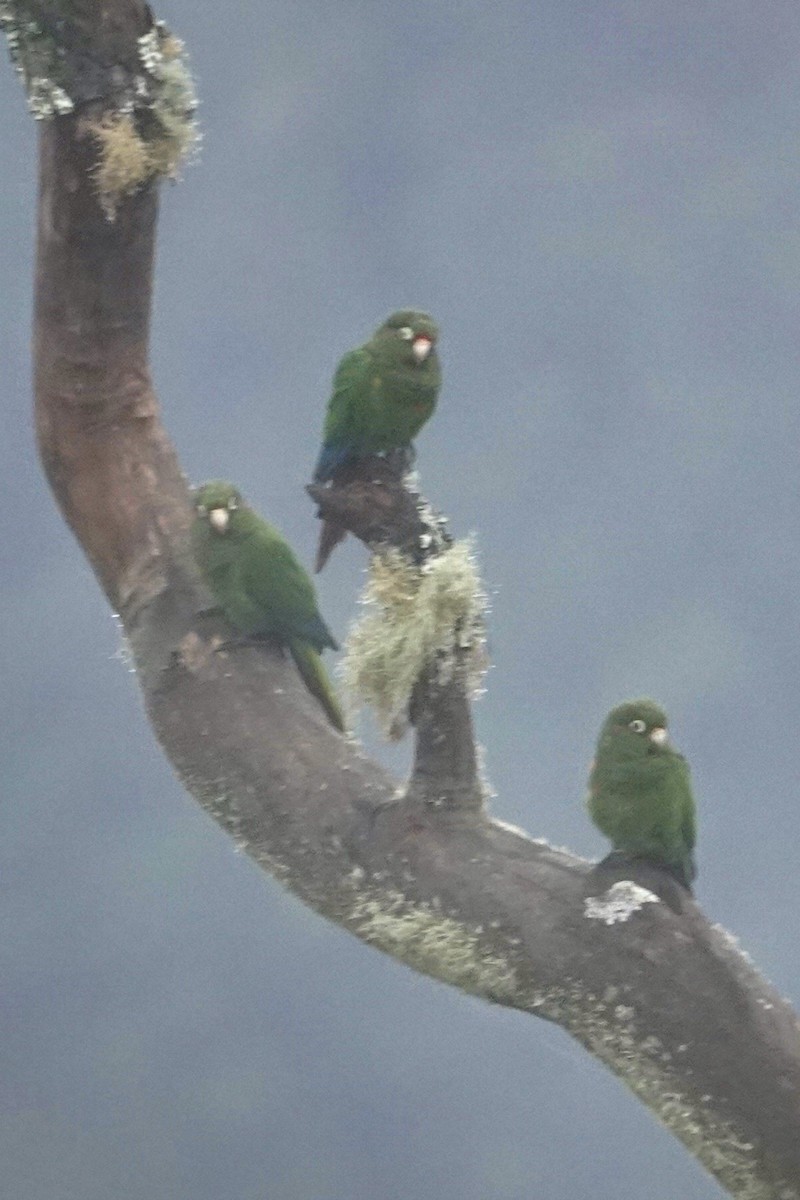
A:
2;2;800;1197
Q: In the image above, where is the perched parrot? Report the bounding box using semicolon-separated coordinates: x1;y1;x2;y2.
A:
587;699;697;890
191;480;344;732
312;309;441;571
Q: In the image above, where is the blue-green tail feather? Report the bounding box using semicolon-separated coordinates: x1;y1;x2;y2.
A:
313;443;354;483
289;639;345;732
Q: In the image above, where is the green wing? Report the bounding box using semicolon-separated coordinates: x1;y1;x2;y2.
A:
679;761;696;853
322;347;375;445
238;525;336;650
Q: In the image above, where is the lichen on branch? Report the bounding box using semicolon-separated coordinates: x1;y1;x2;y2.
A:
342;539;489;739
12;5;800;1195
1;2;198;218
1;0;76;116
87;21;198;218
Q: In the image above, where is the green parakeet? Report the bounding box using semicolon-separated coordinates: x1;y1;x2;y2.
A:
191;480;344;732
312;309;441;571
587;699;697;890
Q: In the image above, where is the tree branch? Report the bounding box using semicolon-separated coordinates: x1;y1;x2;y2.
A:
6;4;800;1196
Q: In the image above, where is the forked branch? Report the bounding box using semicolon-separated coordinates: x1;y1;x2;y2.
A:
5;4;800;1196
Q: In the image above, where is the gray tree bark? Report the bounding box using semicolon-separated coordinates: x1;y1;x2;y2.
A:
4;3;800;1196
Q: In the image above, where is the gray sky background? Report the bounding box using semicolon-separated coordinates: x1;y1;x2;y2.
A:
3;3;800;1197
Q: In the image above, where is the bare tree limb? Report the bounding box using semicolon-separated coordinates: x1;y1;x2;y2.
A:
5;4;800;1196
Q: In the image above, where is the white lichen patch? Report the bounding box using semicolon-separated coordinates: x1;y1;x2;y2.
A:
584;880;660;925
710;923;757;969
0;2;75;117
110;612;135;672
137;26;164;74
27;77;74;117
136;22;199;176
341;540;488;739
88;21;198;220
491;816;543;842
349;886;518;1001
475;740;496;802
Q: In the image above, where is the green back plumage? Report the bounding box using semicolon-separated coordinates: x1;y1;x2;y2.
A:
587;699;696;887
191;481;344;730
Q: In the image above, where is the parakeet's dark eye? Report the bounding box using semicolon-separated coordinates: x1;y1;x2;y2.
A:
397;326;414;340
629;719;647;734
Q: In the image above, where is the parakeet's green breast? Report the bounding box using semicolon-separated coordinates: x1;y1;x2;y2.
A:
587;698;697;888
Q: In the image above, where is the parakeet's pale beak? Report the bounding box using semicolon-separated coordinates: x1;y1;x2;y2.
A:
412;335;432;363
649;727;668;746
209;507;230;533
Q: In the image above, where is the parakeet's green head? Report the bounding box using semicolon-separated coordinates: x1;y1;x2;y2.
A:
596;698;672;760
193;480;244;535
371;309;440;369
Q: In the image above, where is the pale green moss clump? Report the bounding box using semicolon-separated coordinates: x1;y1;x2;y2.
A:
342;539;488;739
89;111;152;217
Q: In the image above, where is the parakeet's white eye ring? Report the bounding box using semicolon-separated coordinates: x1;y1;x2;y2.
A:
397;326;414;340
227;498;238;510
629;719;647;734
196;504;206;516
